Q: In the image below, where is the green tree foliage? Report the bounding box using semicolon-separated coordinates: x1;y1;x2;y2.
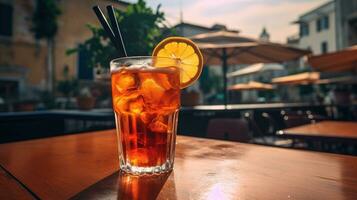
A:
32;0;61;39
67;0;170;68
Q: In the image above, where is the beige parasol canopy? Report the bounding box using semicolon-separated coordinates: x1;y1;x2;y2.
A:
190;30;310;105
308;45;357;72
228;81;274;91
272;72;320;85
191;30;311;65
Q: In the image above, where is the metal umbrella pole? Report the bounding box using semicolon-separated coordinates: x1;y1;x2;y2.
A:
222;48;228;107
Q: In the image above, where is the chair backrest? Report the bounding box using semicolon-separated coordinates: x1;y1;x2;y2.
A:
206;118;251;142
243;112;264;137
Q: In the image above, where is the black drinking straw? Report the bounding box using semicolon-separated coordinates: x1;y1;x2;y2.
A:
107;5;127;57
92;6;127;57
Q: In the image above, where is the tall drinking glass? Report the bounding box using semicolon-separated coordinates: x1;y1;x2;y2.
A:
110;56;180;174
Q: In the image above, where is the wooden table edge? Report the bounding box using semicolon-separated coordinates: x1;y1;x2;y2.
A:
277;129;357;142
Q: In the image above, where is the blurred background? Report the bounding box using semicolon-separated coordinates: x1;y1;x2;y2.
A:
0;0;356;154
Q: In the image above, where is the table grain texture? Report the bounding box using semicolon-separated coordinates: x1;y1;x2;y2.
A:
0;130;357;199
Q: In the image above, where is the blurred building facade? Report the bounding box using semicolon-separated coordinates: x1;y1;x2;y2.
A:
0;0;128;101
295;1;336;55
0;0;46;100
289;0;357;55
284;0;357;104
285;1;338;102
286;0;357;71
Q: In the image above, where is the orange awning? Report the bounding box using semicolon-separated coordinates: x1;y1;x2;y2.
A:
272;72;320;85
308;46;357;72
228;81;274;90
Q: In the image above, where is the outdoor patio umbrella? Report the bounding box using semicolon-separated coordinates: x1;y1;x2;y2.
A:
228;81;274;90
272;72;320;85
308;45;357;72
190;30;310;105
227;63;284;78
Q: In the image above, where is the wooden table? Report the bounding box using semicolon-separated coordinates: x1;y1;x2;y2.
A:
277;121;357;143
0;167;33;200
0;130;357;199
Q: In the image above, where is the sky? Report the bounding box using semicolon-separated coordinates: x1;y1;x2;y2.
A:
127;0;330;43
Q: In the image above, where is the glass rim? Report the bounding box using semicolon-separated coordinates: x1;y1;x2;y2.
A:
110;56;180;65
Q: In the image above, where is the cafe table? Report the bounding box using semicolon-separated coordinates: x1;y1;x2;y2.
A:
277;121;357;143
0;129;357;199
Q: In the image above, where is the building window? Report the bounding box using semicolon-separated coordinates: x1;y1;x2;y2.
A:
316;15;329;32
316;19;321;32
321;41;328;54
300;23;309;37
322;16;329;29
0;3;13;37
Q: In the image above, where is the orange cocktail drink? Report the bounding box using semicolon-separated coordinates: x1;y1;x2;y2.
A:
111;57;180;174
111;37;203;174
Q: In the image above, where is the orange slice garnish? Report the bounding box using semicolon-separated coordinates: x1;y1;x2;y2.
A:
152;37;203;88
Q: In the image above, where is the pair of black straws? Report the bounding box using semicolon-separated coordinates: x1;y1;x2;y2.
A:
92;5;127;57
